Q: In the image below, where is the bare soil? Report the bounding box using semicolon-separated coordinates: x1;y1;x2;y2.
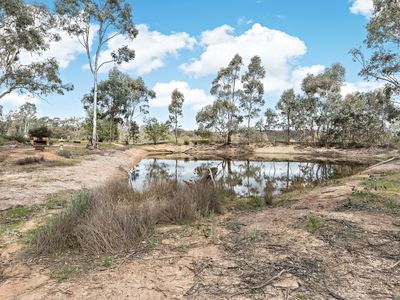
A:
0;145;147;211
0;143;399;299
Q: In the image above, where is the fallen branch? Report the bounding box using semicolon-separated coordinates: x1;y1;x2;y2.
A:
389;260;400;269
365;156;399;171
249;269;287;290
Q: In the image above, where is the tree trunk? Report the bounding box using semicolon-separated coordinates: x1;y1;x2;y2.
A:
92;74;98;148
175;122;178;145
247;117;251;145
287;115;290;145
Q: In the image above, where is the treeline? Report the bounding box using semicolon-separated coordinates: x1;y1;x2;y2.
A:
195;56;399;147
0;103;84;141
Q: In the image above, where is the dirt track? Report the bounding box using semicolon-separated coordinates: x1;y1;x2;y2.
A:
0;147;147;211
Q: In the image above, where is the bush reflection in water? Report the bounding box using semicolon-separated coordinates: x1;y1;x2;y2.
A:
129;158;363;198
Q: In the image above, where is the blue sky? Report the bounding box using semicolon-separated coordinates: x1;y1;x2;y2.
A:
2;0;376;129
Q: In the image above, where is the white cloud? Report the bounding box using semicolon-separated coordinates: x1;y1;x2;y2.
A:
180;23;308;95
1;92;40;107
350;0;373;18
97;24;196;75
19;26;95;69
237;16;254;26
341;80;384;96
151;81;213;110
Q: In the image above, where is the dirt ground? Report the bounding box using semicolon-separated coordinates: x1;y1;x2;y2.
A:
0;145;147;211
0;143;399;299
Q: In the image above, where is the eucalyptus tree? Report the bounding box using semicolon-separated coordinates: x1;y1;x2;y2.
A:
240;56;266;144
82;68;130;142
55;0;138;148
264;108;278;131
0;0;72;100
144;117;169;145
351;0;400;95
276;89;296;144
13;102;37;136
210;54;243;144
301;63;345;143
196;101;235;144
125;77;155;141
168;88;185;144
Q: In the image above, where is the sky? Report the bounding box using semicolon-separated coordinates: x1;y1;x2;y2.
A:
1;0;378;129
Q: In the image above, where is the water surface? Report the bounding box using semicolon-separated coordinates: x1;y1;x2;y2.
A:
129;158;364;197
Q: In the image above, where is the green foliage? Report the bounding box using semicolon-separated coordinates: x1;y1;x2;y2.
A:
0;206;38;238
168;88;185;144
10;135;28;143
29;126;52;138
144;117;169;145
99;256;112;267
342;187;400;214
351;0;400;94
0;0;72;100
53;265;79;281
307;214;318;234
277;89;296;143
55;0;138;147
206;54;244;144
240;56;266;143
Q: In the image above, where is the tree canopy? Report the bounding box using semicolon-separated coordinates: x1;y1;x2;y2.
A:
0;0;72;100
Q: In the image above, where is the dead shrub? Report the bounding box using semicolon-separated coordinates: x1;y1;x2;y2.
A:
15;156;44;165
29;178;223;256
30;191;91;255
57;149;72;159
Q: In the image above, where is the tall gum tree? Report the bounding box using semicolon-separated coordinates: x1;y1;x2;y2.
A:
210;54;243;145
240;55;265;144
168;88;184;144
55;0;138;148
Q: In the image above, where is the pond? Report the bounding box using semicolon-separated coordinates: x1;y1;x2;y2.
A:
129;158;366;197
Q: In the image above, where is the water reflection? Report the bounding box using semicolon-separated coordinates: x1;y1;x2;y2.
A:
129;158;363;197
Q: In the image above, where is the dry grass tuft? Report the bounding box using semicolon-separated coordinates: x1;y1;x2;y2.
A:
15;156;45;165
29;179;223;255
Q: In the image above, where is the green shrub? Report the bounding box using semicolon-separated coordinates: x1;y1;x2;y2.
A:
10;135;28;143
184;140;190;145
307;214;318;234
28;126;52;138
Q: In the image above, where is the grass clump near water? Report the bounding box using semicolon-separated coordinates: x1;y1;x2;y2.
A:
29;179;223;256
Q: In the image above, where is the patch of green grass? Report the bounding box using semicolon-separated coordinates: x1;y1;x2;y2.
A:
341;190;400;214
45;191;71;209
273;198;298;207
307;214;318;234
0;206;39;237
234;196;265;210
4;206;37;218
0;136;7;146
146;236;157;248
362;171;400;193
99;256;112;268
53;265;79;281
